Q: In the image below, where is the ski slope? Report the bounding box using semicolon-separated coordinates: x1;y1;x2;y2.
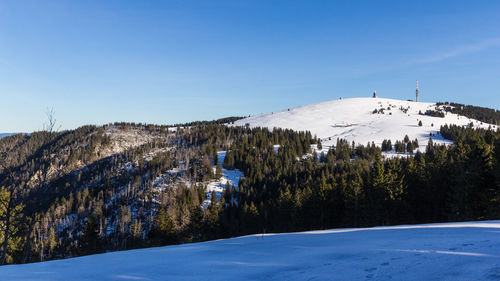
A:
1;221;500;280
234;97;496;151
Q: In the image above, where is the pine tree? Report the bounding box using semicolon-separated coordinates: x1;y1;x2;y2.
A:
215;162;223;180
202;155;213;179
223;182;232;207
81;215;100;255
385;160;406;201
404;135;410;143
210;190;218;207
150;208;177;246
345;171;363;227
407;141;414;154
367;154;387;224
245;202;260;233
493;138;500;216
203;191;221;239
394;140;405;153
371;155;386;190
381;139;393;152
0;187;25;265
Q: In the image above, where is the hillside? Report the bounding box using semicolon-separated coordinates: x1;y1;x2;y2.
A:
1;220;499;281
234;97;497;151
0;101;499;267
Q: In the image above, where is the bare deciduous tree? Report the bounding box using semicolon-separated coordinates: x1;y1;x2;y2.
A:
43;107;61;137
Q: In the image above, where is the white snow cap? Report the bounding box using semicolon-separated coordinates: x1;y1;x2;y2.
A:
233;97;494;151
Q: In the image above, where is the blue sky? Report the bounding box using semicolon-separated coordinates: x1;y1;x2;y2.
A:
1;0;499;132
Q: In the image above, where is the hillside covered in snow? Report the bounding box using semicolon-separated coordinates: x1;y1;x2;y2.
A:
234;97;497;151
0;99;499;271
1;220;499;281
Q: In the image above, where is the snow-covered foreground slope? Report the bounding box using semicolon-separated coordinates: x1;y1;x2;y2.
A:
2;221;500;281
234;97;496;151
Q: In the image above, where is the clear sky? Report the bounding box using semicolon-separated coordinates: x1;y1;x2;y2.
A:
1;0;499;132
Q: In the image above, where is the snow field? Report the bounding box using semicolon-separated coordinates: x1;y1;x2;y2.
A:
233;97;496;153
1;220;499;280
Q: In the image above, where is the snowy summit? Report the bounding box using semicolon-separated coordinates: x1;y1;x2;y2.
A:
234;97;495;151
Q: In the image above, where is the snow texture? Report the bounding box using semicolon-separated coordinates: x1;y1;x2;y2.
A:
1;221;499;280
233;97;496;152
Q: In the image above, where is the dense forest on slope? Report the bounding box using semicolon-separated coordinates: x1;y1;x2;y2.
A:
437;102;500;125
0;119;499;265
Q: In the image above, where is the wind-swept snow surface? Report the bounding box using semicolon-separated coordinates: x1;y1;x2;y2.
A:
2;221;500;280
234;97;496;151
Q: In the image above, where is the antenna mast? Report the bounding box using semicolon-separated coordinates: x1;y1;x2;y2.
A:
416;80;419;102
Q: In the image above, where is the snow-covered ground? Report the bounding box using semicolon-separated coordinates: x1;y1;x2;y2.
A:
203;151;244;207
233;97;496;152
1;220;499;280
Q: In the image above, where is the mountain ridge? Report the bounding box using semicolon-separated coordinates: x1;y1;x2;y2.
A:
0;133;20;139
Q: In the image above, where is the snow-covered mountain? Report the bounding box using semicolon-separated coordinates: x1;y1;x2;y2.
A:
0;133;17;139
234;97;496;151
1;220;499;281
